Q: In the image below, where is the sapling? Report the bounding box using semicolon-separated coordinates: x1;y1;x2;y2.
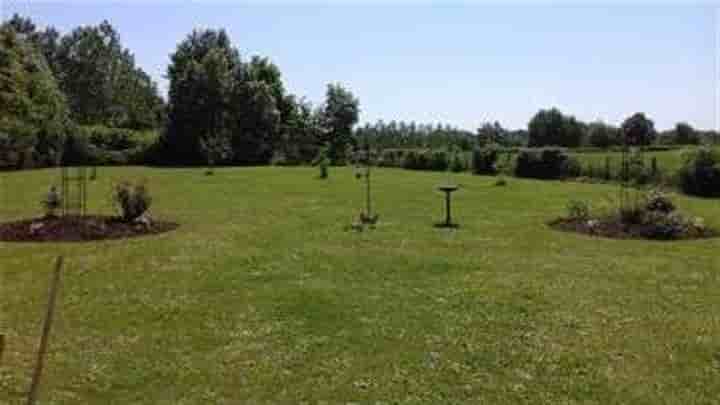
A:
313;144;331;179
351;141;378;226
42;186;62;218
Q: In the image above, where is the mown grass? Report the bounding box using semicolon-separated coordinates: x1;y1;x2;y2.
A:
570;147;717;178
1;166;719;404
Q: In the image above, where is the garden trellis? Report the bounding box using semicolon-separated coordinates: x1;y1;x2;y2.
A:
60;166;88;217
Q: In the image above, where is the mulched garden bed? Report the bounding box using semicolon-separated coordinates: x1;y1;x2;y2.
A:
549;217;716;241
0;215;178;242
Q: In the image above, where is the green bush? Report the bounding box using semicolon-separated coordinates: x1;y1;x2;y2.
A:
450;153;466;172
641;211;690;240
515;148;579;179
472;147;498;174
566;199;590;220
677;148;720;197
645;189;675;213
429;151;449;171
113;180;152;222
313;145;330;179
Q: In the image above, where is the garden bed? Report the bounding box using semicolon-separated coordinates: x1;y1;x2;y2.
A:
0;215;178;242
549;216;716;241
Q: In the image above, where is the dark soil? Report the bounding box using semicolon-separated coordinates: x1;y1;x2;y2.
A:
0;215;178;243
549;217;716;241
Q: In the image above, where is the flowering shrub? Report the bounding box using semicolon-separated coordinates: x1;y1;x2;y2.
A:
113;180;151;222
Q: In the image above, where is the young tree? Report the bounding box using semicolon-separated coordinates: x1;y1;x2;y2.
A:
322;83;359;162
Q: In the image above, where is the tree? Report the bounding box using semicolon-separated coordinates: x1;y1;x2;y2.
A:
163;29;240;164
230;80;280;164
587;121;619;148
322;83;359;162
52;20;163;128
528;108;585;147
477;121;505;146
674;122;698;145
621;113;656;146
0;26;70;168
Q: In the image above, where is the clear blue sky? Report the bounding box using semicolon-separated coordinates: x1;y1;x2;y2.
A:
2;1;718;131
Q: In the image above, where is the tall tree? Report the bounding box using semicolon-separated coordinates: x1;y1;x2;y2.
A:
322;83;359;162
53;20;163;128
0;27;70;168
163;29;240;164
528;108;585;147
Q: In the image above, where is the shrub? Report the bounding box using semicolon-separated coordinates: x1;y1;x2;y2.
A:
677;148;720;197
42;185;62;218
472;147;498;175
450;152;466;173
113;180;152;222
402;150;419;170
625;150;652;185
645;189;675;214
515;148;579;179
494;176;507;186
566;199;590;220
313;145;331;179
641;211;689;240
429;150;449;171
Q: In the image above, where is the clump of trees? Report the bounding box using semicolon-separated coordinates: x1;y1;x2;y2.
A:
3;14;165;130
528;108;585;148
159;28;359;166
0;25;71;169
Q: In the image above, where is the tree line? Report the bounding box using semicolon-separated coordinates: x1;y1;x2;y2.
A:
1;13;717;171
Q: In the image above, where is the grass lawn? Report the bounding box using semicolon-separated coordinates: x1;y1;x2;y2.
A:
1;166;720;404
570;148;711;178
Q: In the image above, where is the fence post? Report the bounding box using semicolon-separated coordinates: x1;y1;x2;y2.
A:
26;256;64;405
0;333;5;366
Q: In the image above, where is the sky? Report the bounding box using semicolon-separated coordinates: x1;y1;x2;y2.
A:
1;1;718;131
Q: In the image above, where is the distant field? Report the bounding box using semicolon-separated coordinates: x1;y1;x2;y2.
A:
2;167;720;404
570;147;710;178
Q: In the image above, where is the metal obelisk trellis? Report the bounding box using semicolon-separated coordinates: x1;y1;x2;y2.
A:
60;166;88;217
619;126;645;213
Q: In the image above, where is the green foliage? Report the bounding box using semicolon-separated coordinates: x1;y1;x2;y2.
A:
322;83;360;163
472;147;498;174
515;148;580;179
52;20;164;128
450;150;466;172
621;113;656;146
677;147;720;197
429;150;449;171
644;189;675;214
61;133;93;166
0;26;70;168
528;108;585;147
673;122;699;145
41;185;62;217
566;199;590;220
313;144;330;179
113;180;151;222
641;211;692;240
587;121;620;148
